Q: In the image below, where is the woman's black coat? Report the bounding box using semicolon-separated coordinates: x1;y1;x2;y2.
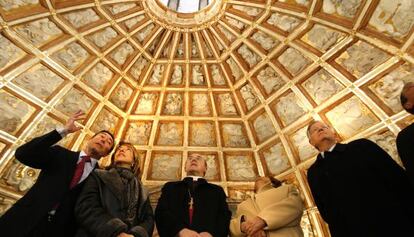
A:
75;168;154;237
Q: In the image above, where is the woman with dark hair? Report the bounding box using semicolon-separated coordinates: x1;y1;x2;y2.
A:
75;142;154;237
230;176;304;237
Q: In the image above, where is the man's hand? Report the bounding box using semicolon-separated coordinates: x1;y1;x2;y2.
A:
245;216;267;235
178;228;201;237
117;233;133;237
199;232;213;237
64;110;85;134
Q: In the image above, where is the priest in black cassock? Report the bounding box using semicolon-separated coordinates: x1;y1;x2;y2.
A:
306;120;414;237
155;153;231;237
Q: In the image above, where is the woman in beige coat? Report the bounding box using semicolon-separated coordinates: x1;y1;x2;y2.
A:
230;177;304;237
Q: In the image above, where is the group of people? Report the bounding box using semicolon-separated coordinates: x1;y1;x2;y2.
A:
0;82;414;237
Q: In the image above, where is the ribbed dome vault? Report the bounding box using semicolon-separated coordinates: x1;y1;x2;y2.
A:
0;0;413;236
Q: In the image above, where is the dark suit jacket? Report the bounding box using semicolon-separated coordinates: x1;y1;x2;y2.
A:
155;178;231;237
397;122;414;188
0;130;82;237
307;139;414;237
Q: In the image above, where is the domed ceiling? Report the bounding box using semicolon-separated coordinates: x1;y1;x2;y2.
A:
0;0;413;235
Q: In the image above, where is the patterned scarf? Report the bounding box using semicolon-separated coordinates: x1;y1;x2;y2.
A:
115;167;139;226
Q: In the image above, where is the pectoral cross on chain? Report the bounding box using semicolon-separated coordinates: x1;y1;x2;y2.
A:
188;194;194;225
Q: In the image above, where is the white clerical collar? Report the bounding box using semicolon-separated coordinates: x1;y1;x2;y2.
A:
321;144;336;158
187;175;203;181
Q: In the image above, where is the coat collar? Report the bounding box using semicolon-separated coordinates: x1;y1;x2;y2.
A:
94;168;149;204
317;143;347;161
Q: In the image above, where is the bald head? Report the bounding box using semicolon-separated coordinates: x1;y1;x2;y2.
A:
185;153;207;177
400;82;414;114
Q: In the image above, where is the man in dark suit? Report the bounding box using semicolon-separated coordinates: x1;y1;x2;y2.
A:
0;110;115;237
306;120;414;237
155;153;231;237
397;82;414;188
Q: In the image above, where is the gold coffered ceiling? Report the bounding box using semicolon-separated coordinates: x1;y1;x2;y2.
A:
0;0;414;235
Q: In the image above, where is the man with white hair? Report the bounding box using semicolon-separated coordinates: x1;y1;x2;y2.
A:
155;153;231;237
306;120;414;237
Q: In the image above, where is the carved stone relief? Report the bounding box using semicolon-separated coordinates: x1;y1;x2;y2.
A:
278;48;311;76
240;84;260;112
170;65;183;85
336;41;390;78
110;42;134;65
251;31;279;51
261;142;291;175
217;93;238;116
217;24;235;42
109;3;136;15
226;57;243;81
130;56;149;81
3;159;39;192
302;69;344;105
369;0;414;39
274;92;307;127
368;130;402;165
163;93;183;115
124;15;145;30
13;64;64;101
253;112;276;143
322;0;363;18
14;18;62;47
226;16;245;30
191;40;199;57
176;41;184;58
326;96;379;138
0;195;15;216
221;123;249;147
87;27;117;48
210;65;226;86
148;64;164;85
135;24;154;42
156;122;183;146
226;154;256;181
191;65;205;85
124;121;152;145
267;12;302;32
237;45;260;68
109;81;133;109
256;66;286;95
55;88;94;116
135;93;158;114
150;153;181;180
232;5;262;17
90;108;119;134
290;126;318;161
190;122;216;146
0;34;25;69
0;0;38;11
303;24;344;52
25;115;73;147
63;8;100;28
0;90;35;135
82;62;113;93
51;42;89;71
191;93;211;116
368;63;414;113
279;0;310;6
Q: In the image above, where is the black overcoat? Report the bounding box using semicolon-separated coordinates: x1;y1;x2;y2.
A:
307;139;414;237
397;123;414;188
